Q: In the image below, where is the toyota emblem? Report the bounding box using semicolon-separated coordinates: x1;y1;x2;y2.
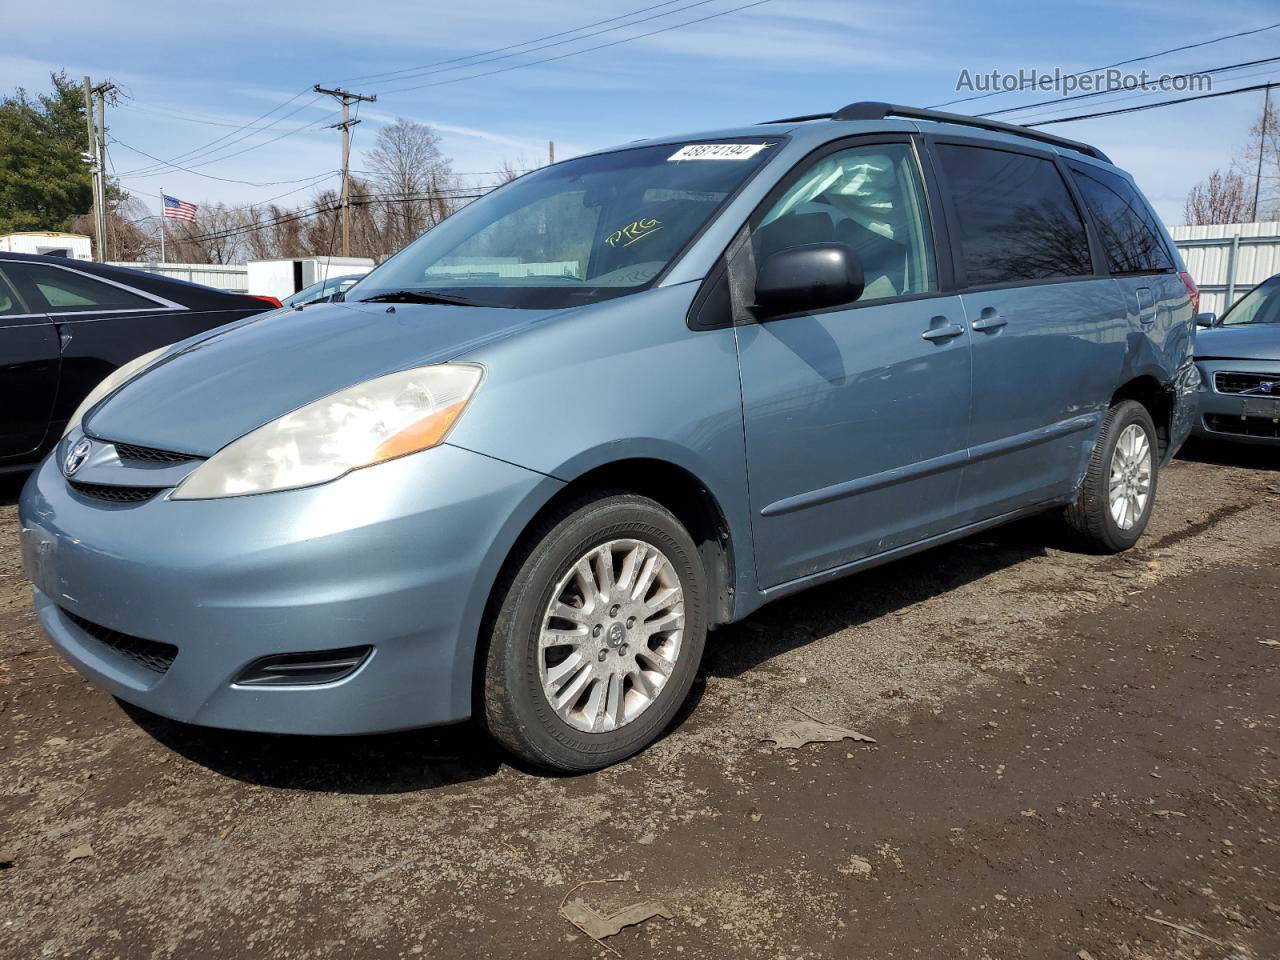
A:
63;438;93;476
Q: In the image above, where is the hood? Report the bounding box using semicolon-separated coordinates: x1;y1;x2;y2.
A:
85;299;562;456
1196;325;1280;362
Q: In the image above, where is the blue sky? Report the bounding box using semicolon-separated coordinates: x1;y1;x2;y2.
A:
5;0;1278;224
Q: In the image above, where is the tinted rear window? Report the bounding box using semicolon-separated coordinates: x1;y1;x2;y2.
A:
17;262;157;312
935;143;1092;287
1070;166;1173;274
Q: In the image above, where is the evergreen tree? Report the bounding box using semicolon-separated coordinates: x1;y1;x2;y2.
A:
0;71;93;233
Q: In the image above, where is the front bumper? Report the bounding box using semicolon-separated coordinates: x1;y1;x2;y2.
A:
19;443;560;734
1192;359;1280;445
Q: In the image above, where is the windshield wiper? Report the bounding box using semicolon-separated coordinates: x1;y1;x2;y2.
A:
358;289;476;306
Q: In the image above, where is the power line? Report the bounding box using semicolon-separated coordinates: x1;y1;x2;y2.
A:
341;0;692;84
1008;63;1280;125
976;55;1280;119
107;3;768;191
375;0;775;95
354;0;722;91
123;3;730;182
117;102;264;129
927;21;1280;110
110;137;336;187
111;106;340;180
1027;80;1279;126
116;91;323;176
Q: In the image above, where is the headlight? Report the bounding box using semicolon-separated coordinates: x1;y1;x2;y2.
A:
63;346;169;439
172;363;483;500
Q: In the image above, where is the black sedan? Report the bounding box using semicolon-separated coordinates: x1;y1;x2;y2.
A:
0;253;280;473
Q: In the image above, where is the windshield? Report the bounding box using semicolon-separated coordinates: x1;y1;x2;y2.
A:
1221;276;1280;326
355;138;780;309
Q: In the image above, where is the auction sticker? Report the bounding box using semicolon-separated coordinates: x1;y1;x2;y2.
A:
668;143;771;161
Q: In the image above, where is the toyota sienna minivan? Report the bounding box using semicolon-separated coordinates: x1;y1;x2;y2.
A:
20;102;1199;771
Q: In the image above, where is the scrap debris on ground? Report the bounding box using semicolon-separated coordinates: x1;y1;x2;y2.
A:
761;707;878;750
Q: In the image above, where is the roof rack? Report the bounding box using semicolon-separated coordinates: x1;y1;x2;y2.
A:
763;100;1110;163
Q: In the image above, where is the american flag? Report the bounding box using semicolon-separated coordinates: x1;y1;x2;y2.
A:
162;194;198;222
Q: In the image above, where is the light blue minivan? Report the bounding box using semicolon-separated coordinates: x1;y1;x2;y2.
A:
20;102;1199;770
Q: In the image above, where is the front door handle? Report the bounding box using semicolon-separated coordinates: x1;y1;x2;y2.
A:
971;308;1007;332
921;319;965;342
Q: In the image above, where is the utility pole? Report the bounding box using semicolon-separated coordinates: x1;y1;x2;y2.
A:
549;140;555;165
1251;86;1271;223
314;85;376;258
81;77;116;261
82;77;103;262
94;83;113;260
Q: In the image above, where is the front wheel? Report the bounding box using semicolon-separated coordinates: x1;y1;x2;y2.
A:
1064;399;1159;552
481;493;707;772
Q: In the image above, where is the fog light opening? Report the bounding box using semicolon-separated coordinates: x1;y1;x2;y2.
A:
233;646;373;687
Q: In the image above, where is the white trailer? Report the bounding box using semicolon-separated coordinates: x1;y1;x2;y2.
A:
0;232;92;260
246;257;376;300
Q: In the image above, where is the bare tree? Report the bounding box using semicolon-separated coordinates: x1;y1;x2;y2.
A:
1184;169;1250;226
1231;95;1280;221
70;195;154;262
365;118;458;252
494;159;527;185
164;202;250;264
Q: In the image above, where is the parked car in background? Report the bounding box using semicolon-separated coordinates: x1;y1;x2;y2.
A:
1193;273;1280;443
280;274;364;309
0;252;280;473
20;102;1196;772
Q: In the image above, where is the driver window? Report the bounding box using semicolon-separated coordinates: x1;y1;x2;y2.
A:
753;143;936;303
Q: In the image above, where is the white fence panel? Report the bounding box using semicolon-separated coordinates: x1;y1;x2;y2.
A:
108;261;250;293
1169;222;1280;316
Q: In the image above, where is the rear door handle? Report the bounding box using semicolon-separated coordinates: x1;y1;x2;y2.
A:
921;319;965;342
971;308;1007;332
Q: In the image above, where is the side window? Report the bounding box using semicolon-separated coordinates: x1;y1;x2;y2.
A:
752;143;937;303
1070;166;1174;274
16;263;157;312
0;270;27;316
935;144;1092;287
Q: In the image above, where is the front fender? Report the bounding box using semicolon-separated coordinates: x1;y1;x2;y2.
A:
450;283;759;615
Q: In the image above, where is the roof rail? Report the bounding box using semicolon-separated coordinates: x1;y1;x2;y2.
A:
763;100;1110;163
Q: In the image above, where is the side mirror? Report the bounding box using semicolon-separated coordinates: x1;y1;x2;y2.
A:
754;243;865;320
1195;312;1217;328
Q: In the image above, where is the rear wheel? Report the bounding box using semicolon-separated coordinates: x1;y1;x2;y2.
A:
481;493;707;772
1065;399;1159;552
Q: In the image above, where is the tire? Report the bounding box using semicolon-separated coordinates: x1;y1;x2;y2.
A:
1064;399;1159;552
481;492;707;772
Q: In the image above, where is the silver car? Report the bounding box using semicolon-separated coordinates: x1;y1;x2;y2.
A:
1193;274;1280;443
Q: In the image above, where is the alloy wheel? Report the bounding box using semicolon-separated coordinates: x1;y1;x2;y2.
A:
1108;423;1153;531
538;538;685;733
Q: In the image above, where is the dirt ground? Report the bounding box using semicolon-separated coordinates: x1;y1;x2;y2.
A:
1;440;1277;960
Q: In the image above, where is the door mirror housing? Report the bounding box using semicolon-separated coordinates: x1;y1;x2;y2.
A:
754;243;865;320
1195;311;1218;328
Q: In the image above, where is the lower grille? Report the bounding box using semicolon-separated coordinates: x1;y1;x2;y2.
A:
1204;414;1280;439
113;442;197;466
61;609;178;674
69;481;159;503
1214;371;1278;395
